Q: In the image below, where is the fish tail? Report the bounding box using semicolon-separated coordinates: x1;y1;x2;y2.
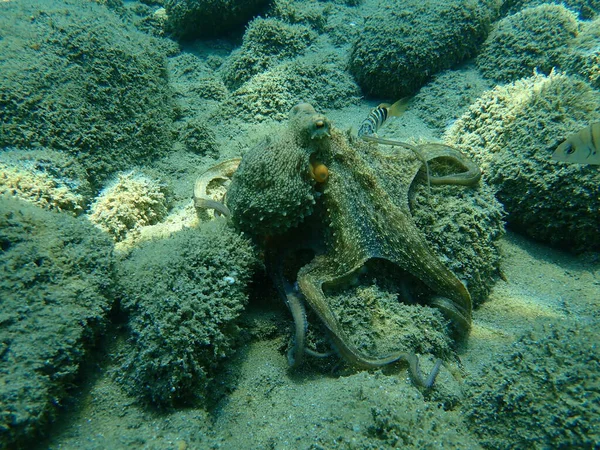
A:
591;122;600;152
386;96;411;117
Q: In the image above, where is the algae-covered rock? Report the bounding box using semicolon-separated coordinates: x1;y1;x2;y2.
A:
348;0;492;98
93;0;125;9
0;148;93;215
178;118;219;156
477;4;579;83
446;71;600;252
221;52;360;122
0;197;115;449
221;17;317;90
88;171;172;242
164;0;270;40
410;168;504;306
466;321;600;449
562;17;600;89
117;220;257;408
326;281;454;360
0;0;176;188
502;0;600;20
192;77;229;101
269;0;330;33
412;68;493;132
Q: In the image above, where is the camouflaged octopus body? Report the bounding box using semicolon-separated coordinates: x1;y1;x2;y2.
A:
227;136;314;236
298;131;473;364
227;103;478;368
227;104;330;236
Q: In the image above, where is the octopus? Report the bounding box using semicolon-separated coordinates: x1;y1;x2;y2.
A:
196;104;482;387
193;158;241;218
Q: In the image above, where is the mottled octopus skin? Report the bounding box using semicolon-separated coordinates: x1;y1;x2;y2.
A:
226;129;317;236
297;131;473;367
227;104;477;369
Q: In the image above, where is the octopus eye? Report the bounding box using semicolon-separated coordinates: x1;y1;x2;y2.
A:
310;162;329;183
315;120;325;129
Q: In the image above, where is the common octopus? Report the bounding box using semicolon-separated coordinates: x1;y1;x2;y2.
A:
198;103;482;387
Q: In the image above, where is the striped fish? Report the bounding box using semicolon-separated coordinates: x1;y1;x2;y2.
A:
552;122;600;165
357;97;411;137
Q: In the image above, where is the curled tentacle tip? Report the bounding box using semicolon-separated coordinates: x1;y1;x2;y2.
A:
310;162;329;183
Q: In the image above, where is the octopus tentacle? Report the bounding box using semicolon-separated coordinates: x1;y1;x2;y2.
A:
407;354;443;389
283;282;309;367
298;257;442;387
265;229;333;368
362;136;481;187
429;295;471;336
361;135;432;187
419;143;482;186
264;244;308;368
193;158;241;218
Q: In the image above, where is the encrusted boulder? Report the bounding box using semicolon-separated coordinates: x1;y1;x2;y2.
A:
446;71;600;252
348;0;493;98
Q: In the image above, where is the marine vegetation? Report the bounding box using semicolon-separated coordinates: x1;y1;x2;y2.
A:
348;0;494;97
88;171;171;242
476;4;579;83
0;0;176;188
197;103;500;387
466;321;600;448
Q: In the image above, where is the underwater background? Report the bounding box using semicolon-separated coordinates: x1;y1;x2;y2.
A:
0;0;599;448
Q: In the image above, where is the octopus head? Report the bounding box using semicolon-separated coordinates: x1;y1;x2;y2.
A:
289;103;331;145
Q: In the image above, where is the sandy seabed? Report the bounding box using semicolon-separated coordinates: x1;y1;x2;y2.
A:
41;231;599;449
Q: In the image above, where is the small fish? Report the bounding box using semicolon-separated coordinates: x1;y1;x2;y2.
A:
357;97;411;137
552;122;600;165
